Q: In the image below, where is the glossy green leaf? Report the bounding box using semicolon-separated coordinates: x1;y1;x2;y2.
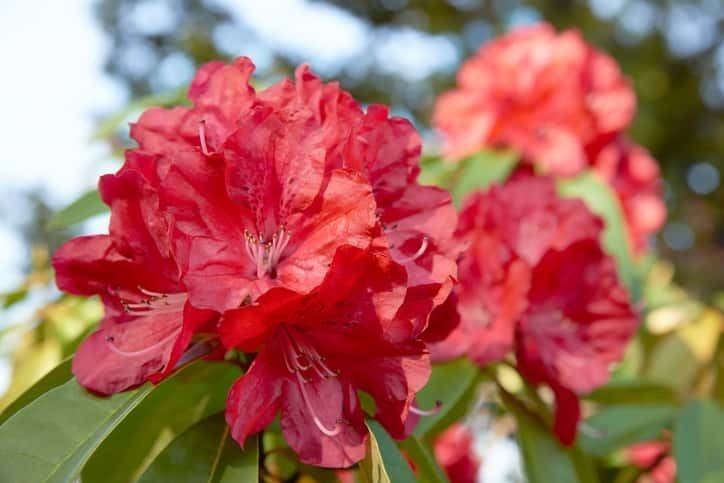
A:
414;358;479;438
0;357;72;425
400;436;449;483
48;189;107;230
579;405;677;456
0;378;152;483
365;420;416;482
139;413;258;483
82;362;241;483
502;390;596;483
674;400;724;483
558;172;640;300
585;380;678;405
360;423;392;483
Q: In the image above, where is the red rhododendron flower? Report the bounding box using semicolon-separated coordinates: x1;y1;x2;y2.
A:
220;246;430;468
593;137;667;254
628;441;676;483
433;23;635;176
433;423;481;483
515;239;637;444
430;169;603;365
129;57;456;324
430;170;637;444
52;154;216;395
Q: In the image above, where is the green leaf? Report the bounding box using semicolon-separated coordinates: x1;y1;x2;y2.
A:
579;405;677;456
364;420;417;483
360;424;392;483
400;436;449;483
673;400;724;483
502;390;595;483
0;358;72;425
139;413;259;483
449;150;518;205
585;380;678;405
0;378;152;483
558;172;640;300
1;287;29;308
646;309;722;392
48;189;107;230
82;362;240;483
419;150;517;205
414;358;479;438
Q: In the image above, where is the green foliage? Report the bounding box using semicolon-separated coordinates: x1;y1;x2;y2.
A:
558;172;641;300
674;400;724;483
82;362;241;483
47;189;108;230
400;435;449;483
0;357;72;425
0;378;152;483
579;405;678;456
139;414;259;483
364;420;417;483
420;149;518;205
503;390;598;483
413;357;479;438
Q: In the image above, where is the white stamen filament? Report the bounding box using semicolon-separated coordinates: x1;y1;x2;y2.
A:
198;120;211;156
410;400;442;416
279;328;343;437
295;371;343;437
105;328;181;358
244;227;292;278
397;236;429;263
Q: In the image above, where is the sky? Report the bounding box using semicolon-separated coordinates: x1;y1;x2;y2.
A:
0;0;125;293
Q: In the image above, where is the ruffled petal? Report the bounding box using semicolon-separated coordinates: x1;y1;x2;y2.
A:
226;348;284;448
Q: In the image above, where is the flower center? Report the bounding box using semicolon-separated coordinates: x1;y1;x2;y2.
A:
278;327;344;437
244;227;292;278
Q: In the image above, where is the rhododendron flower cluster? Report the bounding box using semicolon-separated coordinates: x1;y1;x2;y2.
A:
431;169;638;444
53;57;457;468
434;22;665;252
433;23;635;176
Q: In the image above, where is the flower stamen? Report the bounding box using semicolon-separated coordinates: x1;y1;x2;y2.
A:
105;328;181;357
244;227;292;278
198;120;211;156
397;236;429;263
278;327;343;436
410;400;442;416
